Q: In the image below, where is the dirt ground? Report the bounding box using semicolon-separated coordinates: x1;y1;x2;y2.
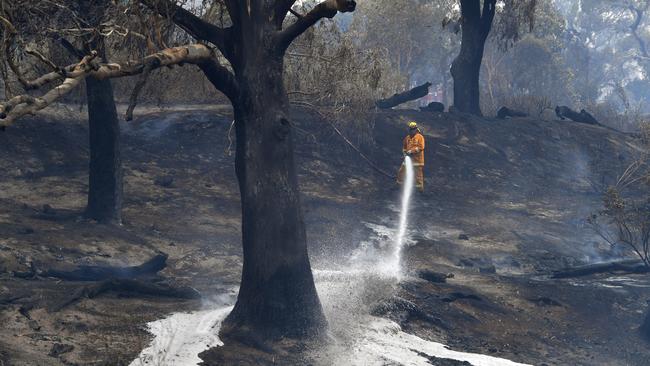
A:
0;105;649;365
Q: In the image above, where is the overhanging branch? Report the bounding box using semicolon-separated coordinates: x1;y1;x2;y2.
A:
481;0;496;34
276;0;356;53
274;0;298;27
198;57;239;103
0;51;98;126
139;0;234;60
0;44;229;127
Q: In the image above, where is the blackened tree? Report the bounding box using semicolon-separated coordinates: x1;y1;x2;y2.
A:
1;1;123;223
450;0;496;115
448;0;536;115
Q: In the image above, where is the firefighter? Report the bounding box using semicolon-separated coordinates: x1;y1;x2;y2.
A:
397;121;425;192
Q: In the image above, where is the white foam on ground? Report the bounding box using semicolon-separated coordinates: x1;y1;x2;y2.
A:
128;306;233;366
334;317;532;366
130;298;530;366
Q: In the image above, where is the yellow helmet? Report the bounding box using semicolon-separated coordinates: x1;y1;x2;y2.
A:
408;121;418;129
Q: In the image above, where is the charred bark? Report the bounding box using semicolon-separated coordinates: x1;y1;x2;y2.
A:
76;2;122;224
450;0;496;116
42;253;167;281
85;72;123;224
376;82;432;109
218;50;326;340
190;0;357;341
420;101;445;113
497;106;528;119
49;278;200;312
551;259;649;279
555;106;600;125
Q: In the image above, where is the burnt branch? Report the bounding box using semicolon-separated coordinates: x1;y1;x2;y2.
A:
59;38;85;59
198;56;240;102
125;62;153;121
288;8;303;18
42;253;168;281
1;13;32;90
481;0;497;35
139;0;234;60
292;101;392;178
49;279;200;312
276;0;356;53
551;259;649;279
459;0;481;20
25;47;58;71
275;0;298;27
222;0;240;28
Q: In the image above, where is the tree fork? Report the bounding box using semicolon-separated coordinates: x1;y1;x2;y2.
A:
450;0;496;116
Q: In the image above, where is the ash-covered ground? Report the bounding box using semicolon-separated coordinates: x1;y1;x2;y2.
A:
0;105;649;365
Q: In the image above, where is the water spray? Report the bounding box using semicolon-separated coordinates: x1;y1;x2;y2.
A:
389;155;415;276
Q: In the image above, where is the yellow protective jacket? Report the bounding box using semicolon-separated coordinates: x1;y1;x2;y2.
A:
403;132;425;166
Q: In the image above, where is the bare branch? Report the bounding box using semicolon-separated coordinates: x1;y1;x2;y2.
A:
25;47;58;71
0;44;227;127
0;52;98;126
125;62;153;121
58;38;85;59
276;0;356;53
288;8;303;19
481;0;497;35
291;101;392;178
139;0;234;60
274;0;298;27
197;56;239;102
1;12;32;89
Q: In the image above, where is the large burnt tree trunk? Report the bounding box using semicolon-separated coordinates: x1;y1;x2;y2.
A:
85;72;122;223
83;39;122;224
71;2;123;224
450;0;496;116
222;58;326;338
141;0;356;339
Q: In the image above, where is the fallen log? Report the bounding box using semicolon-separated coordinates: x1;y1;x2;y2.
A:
551;259;649;279
49;278;201;312
419;102;445;113
417;270;454;283
555;106;599;125
496;106;528;119
0;293;29;306
42;253;168;281
376;82;432;109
